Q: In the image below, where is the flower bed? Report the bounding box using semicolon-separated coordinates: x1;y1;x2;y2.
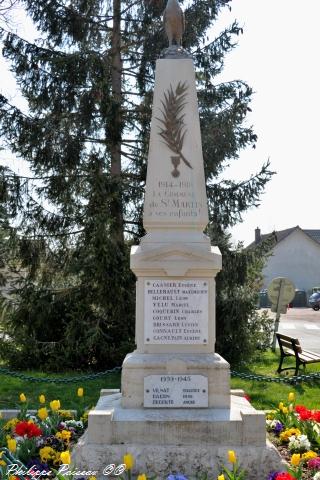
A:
266;392;320;480
1;391;320;479
0;389;88;479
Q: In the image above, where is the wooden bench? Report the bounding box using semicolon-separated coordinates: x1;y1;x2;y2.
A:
276;333;320;376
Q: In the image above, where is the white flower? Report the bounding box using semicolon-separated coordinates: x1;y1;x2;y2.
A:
288;434;311;452
313;472;320;480
63;419;83;428
266;419;281;431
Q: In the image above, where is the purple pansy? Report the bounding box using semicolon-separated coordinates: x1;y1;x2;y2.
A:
167;475;188;480
267;472;282;480
273;421;284;435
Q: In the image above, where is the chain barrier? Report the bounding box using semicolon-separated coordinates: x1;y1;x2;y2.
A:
230;370;320;385
0;448;26;480
0;366;122;383
0;365;320;384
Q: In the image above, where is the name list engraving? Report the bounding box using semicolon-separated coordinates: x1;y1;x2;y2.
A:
144;279;208;344
144;375;208;408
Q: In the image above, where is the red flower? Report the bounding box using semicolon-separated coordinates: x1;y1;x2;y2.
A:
295;405;312;420
300;409;313;420
311;410;320;422
275;473;296;480
295;405;307;413
15;421;42;438
244;394;251;402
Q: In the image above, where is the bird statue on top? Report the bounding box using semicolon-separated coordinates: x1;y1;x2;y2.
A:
161;0;191;58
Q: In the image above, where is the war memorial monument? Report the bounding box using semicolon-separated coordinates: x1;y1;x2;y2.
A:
73;1;283;477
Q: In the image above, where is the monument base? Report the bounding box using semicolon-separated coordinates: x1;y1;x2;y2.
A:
121;352;230;409
72;393;285;480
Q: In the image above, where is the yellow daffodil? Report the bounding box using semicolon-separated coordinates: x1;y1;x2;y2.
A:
228;450;236;464
288;392;295;402
137;474;147;480
282;407;288;414
50;399;61;411
218;475;225;480
302;451;318;460
88;477;96;480
19;393;26;402
278;402;284;411
60;450;71;465
7;438;17;452
123;453;134;470
39;394;46;404
38;407;49;421
0;451;5;466
291;454;301;466
9;476;17;480
77;387;84;397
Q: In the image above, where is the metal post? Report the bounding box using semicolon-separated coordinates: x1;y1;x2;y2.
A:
272;278;285;351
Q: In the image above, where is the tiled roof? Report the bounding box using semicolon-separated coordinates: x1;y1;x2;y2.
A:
247;226;320;248
303;229;320;244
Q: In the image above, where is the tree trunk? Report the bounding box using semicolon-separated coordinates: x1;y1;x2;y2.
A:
110;0;124;243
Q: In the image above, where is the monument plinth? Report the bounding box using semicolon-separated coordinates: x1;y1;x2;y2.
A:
72;6;284;477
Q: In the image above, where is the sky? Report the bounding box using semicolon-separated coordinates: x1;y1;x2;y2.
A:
1;0;320;246
217;0;320;246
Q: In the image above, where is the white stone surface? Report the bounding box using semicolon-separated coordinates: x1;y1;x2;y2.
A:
121;352;230;408
84;394;264;445
73;436;285;480
144;374;208;408
72;394;285;480
143;59;208;235
144;278;209;344
131;270;220;353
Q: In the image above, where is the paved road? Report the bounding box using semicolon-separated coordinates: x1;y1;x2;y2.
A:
264;307;320;352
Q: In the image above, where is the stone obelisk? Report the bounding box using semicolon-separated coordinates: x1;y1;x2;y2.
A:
72;4;284;477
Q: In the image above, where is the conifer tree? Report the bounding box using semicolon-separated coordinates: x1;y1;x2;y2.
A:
0;0;273;369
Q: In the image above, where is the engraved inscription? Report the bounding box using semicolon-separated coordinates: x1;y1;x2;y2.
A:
147;180;203;219
144;279;208;344
144;375;208;408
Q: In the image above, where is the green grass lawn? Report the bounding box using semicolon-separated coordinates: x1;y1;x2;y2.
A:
230;350;320;410
0;350;319;411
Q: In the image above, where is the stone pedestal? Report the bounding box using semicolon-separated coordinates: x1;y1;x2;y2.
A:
72;392;285;479
72;53;283;479
121;352;230;409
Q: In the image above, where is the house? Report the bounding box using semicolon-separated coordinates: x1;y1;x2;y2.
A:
249;226;320;296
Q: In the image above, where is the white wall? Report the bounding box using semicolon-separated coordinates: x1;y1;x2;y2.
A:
263;229;320;292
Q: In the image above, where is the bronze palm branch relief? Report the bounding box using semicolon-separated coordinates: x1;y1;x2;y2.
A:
156;81;192;177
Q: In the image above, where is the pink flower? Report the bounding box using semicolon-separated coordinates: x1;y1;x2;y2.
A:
308;457;320;470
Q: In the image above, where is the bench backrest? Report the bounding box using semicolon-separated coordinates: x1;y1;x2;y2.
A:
276;333;302;354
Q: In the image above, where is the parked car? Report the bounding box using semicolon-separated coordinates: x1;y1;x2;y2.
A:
308;292;320;310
